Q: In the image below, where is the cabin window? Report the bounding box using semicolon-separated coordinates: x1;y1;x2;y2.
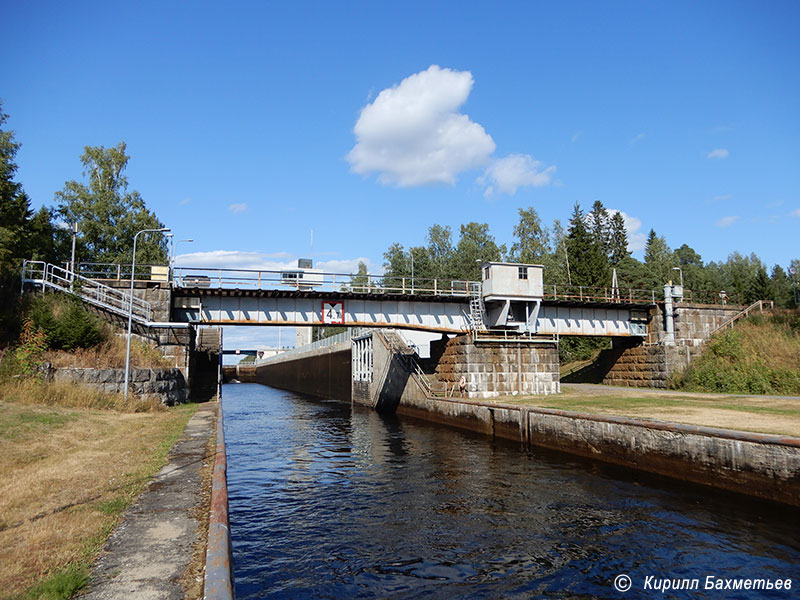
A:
483;267;491;280
518;266;528;280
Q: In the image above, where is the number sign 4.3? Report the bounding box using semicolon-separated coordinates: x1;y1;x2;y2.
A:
322;301;345;324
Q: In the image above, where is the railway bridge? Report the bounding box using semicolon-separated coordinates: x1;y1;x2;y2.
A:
22;260;745;398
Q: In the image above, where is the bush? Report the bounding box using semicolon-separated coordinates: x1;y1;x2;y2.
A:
28;293;105;351
675;312;800;395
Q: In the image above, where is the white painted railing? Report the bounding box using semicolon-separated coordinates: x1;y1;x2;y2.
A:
21;261;152;323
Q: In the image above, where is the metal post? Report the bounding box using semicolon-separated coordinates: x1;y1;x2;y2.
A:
70;222;78;281
124;227;170;402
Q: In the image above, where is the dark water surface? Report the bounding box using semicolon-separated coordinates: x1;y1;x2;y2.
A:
224;383;799;599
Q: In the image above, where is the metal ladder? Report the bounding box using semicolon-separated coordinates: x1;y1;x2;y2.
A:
468;291;487;332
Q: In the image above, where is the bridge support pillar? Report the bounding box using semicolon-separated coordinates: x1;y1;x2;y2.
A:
433;335;560;398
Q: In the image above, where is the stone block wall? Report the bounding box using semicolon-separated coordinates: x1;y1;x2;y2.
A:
435;335;560;398
673;303;744;345
47;367;188;405
602;342;703;388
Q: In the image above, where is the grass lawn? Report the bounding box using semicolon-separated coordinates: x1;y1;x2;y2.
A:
0;397;196;599
494;384;800;437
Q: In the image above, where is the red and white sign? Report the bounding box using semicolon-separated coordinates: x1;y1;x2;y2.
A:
322;301;345;324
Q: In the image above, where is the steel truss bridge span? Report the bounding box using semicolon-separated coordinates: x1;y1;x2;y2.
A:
172;287;652;337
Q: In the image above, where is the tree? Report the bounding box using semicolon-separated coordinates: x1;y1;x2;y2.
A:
509;206;550;264
566;202;608;287
643;229;672;288
588;200;611;257
55;142;167;266
768;265;793;308
0;102;33;274
748;266;770;303
426;224;454;279
608;211;629;265
349;260;369;292
451;222;505;281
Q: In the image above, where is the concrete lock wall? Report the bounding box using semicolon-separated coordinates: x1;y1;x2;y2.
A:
388;395;800;507
254;341;352;401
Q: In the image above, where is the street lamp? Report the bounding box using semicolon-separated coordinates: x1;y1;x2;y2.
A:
124;227;170;401
672;266;683;287
168;236;194;283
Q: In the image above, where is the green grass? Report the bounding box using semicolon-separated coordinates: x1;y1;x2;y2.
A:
22;565;89;600
0;407;76;441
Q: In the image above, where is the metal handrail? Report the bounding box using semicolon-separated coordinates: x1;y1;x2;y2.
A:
254;328;357;365
171;266;479;297
711;299;774;336
76;261;168;281
22;261;152;323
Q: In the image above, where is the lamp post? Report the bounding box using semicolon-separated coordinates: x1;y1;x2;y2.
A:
410;252;414;294
168;237;194;284
124;227;170;401
672;266;683;287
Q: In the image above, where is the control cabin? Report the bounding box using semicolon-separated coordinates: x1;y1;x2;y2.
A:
480;262;544;332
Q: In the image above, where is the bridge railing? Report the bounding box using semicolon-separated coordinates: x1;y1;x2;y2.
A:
22;261;153;323
75;262;169;282
171;266;481;297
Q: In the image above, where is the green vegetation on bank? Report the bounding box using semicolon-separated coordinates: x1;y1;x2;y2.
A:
671;313;800;395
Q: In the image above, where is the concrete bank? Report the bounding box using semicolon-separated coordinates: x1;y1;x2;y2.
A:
394;394;800;507
82;403;216;600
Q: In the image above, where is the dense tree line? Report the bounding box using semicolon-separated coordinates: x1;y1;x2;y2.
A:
0;102;167;340
383;200;798;308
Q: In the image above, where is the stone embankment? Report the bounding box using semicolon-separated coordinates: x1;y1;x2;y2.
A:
47;366;188;405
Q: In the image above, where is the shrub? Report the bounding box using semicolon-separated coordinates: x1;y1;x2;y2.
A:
28;293;105;351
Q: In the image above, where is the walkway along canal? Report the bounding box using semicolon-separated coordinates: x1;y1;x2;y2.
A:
223;383;799;599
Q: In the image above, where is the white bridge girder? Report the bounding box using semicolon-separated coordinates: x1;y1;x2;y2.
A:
173;292;650;337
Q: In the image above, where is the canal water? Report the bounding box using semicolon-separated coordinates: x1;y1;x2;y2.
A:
224;383;798;599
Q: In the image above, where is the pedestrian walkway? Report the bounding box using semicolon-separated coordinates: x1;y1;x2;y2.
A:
82;402;216;600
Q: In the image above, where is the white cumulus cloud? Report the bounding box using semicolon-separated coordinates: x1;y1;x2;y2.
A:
347;65;496;187
480;154;556;197
173;250;376;275
708;148;729;160
228;203;248;214
607;209;647;252
716;215;739;228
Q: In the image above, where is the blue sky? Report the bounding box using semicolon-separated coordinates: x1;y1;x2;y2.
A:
5;1;799;349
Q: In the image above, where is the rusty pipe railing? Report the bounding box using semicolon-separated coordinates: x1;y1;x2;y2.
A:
204;403;235;600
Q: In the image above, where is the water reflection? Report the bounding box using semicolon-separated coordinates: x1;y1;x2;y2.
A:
224;383;799;599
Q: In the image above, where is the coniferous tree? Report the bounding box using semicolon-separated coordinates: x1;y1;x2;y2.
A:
748;266;770;303
769;265;793;308
588;200;611;257
566;202;608;287
608;211;629;265
643;229;672;288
